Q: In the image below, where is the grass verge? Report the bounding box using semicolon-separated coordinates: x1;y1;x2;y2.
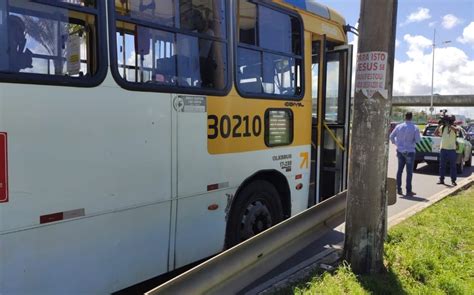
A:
288;187;474;295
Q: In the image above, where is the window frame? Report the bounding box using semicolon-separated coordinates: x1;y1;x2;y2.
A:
324;50;348;124
311;40;322;118
264;108;294;147
108;0;232;96
235;0;305;101
0;0;107;87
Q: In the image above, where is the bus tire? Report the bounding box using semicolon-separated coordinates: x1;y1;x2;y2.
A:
226;180;283;248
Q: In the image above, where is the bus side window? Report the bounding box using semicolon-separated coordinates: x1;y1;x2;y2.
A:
0;2;99;79
236;0;303;99
113;0;228;92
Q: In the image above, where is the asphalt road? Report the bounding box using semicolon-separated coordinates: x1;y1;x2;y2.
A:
386;144;473;217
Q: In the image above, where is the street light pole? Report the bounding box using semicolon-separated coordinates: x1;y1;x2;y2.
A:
430;29;436;117
429;29;451;119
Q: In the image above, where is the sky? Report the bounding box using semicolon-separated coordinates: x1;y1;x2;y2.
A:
316;0;474;119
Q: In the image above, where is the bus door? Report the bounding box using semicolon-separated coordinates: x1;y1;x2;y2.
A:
310;41;352;205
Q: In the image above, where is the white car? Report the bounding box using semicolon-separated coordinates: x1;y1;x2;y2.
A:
415;124;473;173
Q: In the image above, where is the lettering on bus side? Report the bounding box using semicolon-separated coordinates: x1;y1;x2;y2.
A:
208;115;262;139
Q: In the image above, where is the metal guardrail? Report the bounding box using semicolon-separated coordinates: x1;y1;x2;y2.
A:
146;191;347;295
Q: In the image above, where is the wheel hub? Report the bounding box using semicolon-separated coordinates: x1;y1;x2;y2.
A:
240;200;272;241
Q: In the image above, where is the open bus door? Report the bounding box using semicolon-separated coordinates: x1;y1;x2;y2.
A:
309;40;352;206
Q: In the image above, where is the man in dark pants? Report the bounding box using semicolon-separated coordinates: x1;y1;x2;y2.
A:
434;116;459;186
390;112;421;196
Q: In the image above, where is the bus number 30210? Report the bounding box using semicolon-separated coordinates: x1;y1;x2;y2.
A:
208;115;262;139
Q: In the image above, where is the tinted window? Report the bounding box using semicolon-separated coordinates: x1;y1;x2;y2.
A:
115;0;225;38
312;41;321;117
237;48;261;93
0;1;100;79
325;51;348;123
113;0;228;92
60;0;96;7
238;0;256;45
259;6;292;53
179;0;226;38
236;0;303;99
325;59;340;122
115;0;175;27
424;126;438;136
262;53;300;96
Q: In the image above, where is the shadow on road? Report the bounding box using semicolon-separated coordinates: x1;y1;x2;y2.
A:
414;164;440;175
398;195;429;202
414;163;473;177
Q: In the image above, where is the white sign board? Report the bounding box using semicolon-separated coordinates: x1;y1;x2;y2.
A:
355;51;388;99
67;34;81;75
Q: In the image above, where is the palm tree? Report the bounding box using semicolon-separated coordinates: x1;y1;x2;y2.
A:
22;16;68;75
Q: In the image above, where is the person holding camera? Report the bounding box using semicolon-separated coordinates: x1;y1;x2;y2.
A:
390;112;421;196
434;115;459;186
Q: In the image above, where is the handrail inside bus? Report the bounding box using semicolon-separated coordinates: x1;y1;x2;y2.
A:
323;122;345;151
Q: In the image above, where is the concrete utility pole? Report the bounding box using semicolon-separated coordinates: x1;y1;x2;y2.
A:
344;0;398;273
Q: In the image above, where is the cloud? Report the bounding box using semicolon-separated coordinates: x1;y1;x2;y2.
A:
457;22;474;46
393;34;474;97
403;34;432;60
395;39;400;48
441;14;462;29
401;8;431;26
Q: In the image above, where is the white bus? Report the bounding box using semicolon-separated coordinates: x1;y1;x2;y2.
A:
0;0;352;293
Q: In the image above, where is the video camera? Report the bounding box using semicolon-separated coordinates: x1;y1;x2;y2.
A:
438;109;455;126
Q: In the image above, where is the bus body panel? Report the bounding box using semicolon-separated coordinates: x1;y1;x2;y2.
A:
175;188;231;268
0;80;174;293
174;144;311;268
0;82;172;231
175;92;311;267
1;202;171;294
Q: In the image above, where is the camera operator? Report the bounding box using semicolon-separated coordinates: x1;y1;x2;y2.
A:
434;114;459;186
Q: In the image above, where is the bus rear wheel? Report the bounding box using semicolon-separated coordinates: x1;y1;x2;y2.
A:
226;180;283;248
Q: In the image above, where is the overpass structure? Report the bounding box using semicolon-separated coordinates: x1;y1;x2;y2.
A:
392;95;473;107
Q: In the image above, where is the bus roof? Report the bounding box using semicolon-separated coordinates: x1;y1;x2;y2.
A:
282;0;347;25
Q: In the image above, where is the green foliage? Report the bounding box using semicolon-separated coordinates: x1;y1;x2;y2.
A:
290;188;474;295
293;263;368;295
390;107;429;124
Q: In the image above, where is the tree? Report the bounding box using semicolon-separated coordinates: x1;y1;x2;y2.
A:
22;16;68;75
